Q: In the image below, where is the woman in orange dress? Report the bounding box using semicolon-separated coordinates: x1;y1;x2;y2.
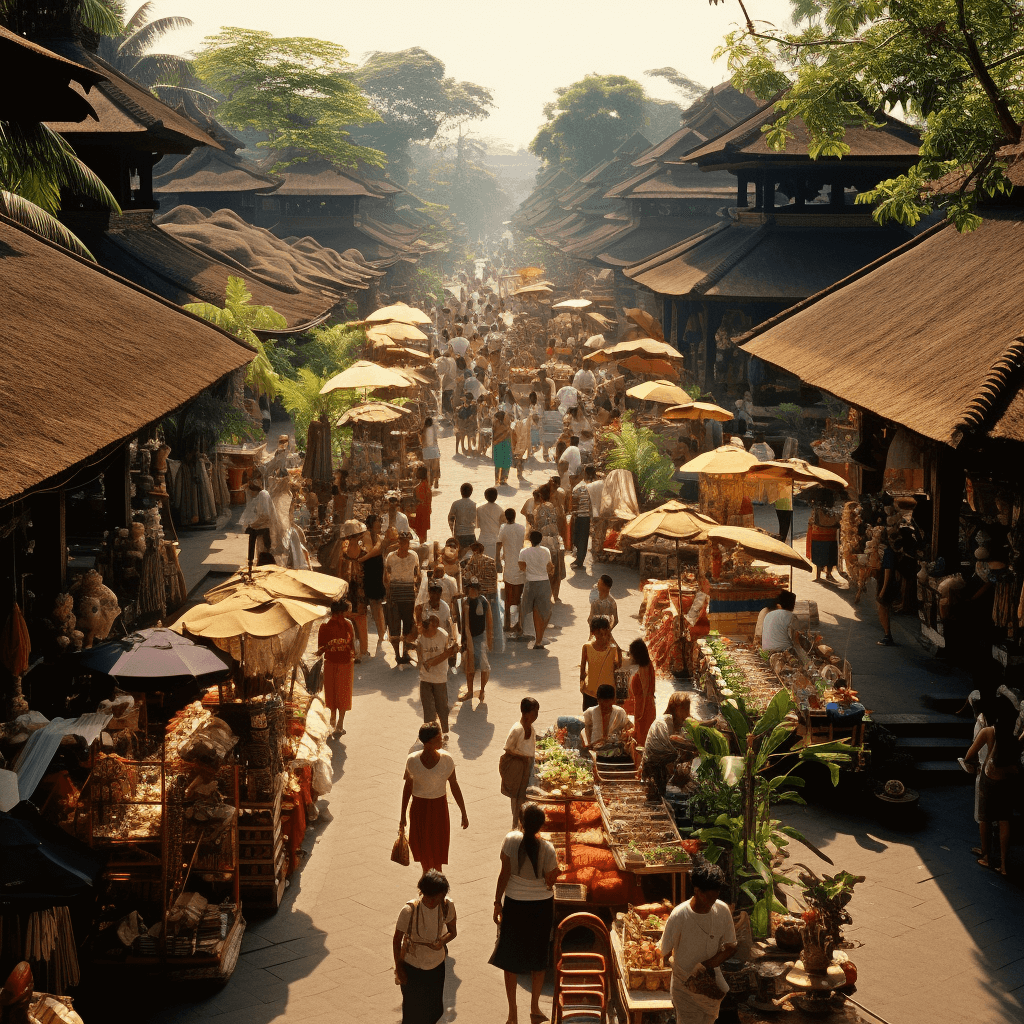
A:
626;638;657;746
316;599;354;736
413;466;432;544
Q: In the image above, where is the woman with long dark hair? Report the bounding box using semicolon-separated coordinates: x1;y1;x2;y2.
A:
358;514;386;654
627;638;657;746
490;802;559;1024
393;869;457;1024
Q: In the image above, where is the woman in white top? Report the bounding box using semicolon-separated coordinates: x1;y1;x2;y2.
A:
420;416;441;489
400;723;469;873
502;697;540;827
394;869;457;1024
489;803;560;1024
582;683;630;759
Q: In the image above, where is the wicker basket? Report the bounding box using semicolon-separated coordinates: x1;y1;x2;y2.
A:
553;883;588;902
800;944;832;974
246;767;274;802
243;740;272;769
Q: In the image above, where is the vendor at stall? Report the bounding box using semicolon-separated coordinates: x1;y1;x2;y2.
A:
580;684;630;761
640;692;706;796
756;590;799;652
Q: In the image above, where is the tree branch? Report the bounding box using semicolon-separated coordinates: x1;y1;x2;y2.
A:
954;0;1021;143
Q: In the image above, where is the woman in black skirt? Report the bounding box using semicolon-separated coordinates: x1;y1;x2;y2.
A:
490;803;560;1023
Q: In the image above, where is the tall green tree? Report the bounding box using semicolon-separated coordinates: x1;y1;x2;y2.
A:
193;27;384;171
711;0;1024;229
531;74;647;175
97;3;216;116
351;47;494;181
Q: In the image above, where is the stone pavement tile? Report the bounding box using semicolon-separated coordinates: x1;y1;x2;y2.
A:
240;930;274;952
992;959;1024;994
198;984;266;1016
970;917;1021;947
239;943;309;970
264;953;331;983
981;936;1024;972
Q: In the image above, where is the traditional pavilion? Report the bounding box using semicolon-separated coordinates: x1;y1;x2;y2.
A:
622;100;923;387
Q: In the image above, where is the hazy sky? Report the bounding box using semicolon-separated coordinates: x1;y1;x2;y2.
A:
152;0;796;150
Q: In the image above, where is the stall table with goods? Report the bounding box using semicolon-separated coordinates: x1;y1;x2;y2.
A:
611;905;677;1022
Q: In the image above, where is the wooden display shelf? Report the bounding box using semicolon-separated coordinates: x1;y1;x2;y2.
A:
610;929;673;1024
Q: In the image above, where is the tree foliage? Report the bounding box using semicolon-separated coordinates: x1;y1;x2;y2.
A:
711;0;1024;230
601;416;675;508
97;3;216;117
351;47;493;181
193;27;384;171
531;74;647;175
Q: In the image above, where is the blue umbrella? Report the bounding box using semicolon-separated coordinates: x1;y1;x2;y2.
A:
75;627;232;685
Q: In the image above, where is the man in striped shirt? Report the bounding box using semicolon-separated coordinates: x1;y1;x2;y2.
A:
570;466;595;570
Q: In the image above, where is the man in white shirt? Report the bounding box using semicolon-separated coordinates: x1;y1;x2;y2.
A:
415;614;458;734
449;334;470;359
497;508;527;635
518;531;554;649
385;533;422;666
414;581;455;646
572;366;596;392
559;437;583;494
464;373;485;400
555;385;579;413
759;590;798;652
660;862;737;1024
476;487;505;563
382;492;412;535
503;695;540;826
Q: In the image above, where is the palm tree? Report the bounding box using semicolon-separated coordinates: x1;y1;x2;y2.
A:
97;3;215;117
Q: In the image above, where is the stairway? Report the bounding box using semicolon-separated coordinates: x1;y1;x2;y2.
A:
872;699;974;785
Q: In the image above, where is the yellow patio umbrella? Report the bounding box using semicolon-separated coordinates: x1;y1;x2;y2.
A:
591;338;684;362
626;379;692;405
683;445;760;475
204;565;345;606
624;307;665;341
619;501;719;542
320;360;414;394
708;526;813;571
366;321;428;343
336;402;408;427
176;594;331;640
664;402;734;422
618;355;681;379
745;458;848;490
364;302;432;325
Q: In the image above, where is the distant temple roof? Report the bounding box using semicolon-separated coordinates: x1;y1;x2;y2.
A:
154;147;282;195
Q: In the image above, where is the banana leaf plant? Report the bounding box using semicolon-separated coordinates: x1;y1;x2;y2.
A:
683;688;859;937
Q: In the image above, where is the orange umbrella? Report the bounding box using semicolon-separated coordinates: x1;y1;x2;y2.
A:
664;402;733;422
624;307;665;341
619;355;680;379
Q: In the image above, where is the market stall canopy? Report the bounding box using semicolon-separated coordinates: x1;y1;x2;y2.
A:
206;565;344;605
366;321;428;343
363;302;432;325
336;402;408;426
624;307;665;341
552;298;593;310
708;525;813;570
320;360;413;394
75;627;232;684
176;594;330;639
626;380;692;405
664;402;733;422
513;283;554;296
618;355;680;379
582;310;617;332
745;458;848;489
590;338;685;362
599;469;641;520
684;445;760;475
381;346;432;365
620;501;719;542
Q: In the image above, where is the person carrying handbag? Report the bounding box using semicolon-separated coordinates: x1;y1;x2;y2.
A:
393;870;457;1024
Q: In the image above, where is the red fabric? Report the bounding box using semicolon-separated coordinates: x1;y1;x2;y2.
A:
570;844;616;870
282;798;306;875
322;660;353;712
409;795;450;871
629;665;657;745
318;616;354;664
414;481;432;543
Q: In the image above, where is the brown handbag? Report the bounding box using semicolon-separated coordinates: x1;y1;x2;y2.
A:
391;826;411;867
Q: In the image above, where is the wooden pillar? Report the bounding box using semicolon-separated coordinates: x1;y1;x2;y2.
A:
763;173;776;211
736;174;748;208
30;490;66;594
702;304;728;389
104;443;132;535
933;448;964;565
830;183;846;207
754;179;763;210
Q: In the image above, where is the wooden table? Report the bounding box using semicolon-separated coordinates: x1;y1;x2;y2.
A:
610;929;674;1024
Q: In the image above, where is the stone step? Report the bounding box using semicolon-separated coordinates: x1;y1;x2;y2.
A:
871;712;973;739
895;736;967;760
920;692;973;715
913;760;975;786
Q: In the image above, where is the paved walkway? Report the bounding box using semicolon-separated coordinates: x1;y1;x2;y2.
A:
101;426;1021;1024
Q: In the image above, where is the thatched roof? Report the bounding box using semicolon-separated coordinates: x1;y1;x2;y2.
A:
739;209;1024;445
0;214;253;503
43;38;218;154
624;216;911;299
631;126;708;168
154;148;281;195
596;211;732;267
0;26;104;123
266;159;394;198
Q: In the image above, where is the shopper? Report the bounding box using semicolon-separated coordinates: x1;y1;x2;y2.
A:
448;482;477;554
774;490;793;542
336;524;369;662
759;590;798;653
660;862;738;1024
580;617;621;711
413;466;432;544
385;532;422;666
627;638;657;746
476;487;505;563
533;483;566;603
416;615;459;735
518;531;554;650
421;416;441;488
459;578;493;703
393;869;457;1024
359;514;387;655
588;574;618;634
807;496;840;583
492;409;513;486
569;467;593;570
502;697;540;827
415;581;456;643
400;722;469;873
875;541;898;646
315;598;354;737
498;508;526;636
489;803;559;1024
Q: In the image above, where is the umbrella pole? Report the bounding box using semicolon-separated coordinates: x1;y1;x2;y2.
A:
789;480;794;591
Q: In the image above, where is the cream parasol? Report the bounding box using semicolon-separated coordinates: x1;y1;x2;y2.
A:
664;402;734;422
618;355;680;379
366;321;428;343
336;401;407;426
626;380;692;406
623;307;665;341
320;360;414;395
619;501;719;543
683;445;760;475
585;337;684;363
745;458;848;490
552;298;593;310
363;302;432;325
708;526;813;571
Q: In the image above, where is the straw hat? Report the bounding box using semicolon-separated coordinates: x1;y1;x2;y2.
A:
338;519;367;539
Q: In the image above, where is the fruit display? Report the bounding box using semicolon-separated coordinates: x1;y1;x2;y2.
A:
619;908;673;991
535;742;594;797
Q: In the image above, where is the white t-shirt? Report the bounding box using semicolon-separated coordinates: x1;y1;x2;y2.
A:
419;598;453;634
405;748;455;798
660;899;737;984
386;550;420;584
504;722;537;758
587;479;605;517
383;509;412;535
501;832;559;902
498;522;527;583
418;574;458;608
450;336;470;358
476;501;504;545
417;628;451;685
572;368;596;391
560;446;582;476
520;545;552;582
761;608;795;651
397;898;457;970
583;705;629;748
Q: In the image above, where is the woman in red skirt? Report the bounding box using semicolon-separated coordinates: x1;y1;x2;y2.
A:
316;599;354;736
413;466;432;544
400;723;469;872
